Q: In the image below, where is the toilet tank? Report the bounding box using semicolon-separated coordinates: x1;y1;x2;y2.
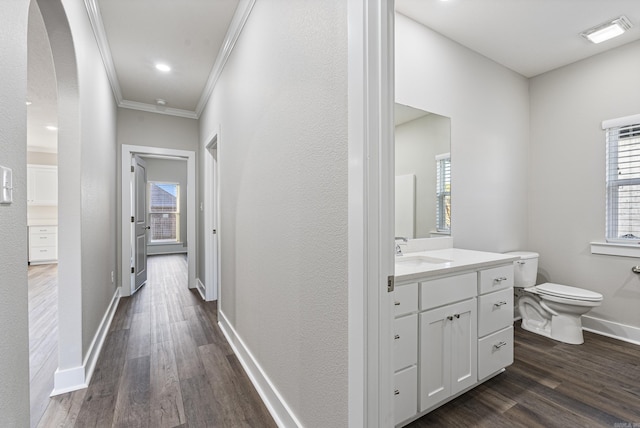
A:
506;251;539;288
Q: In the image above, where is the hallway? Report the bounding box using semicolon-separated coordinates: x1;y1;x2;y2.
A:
38;254;275;427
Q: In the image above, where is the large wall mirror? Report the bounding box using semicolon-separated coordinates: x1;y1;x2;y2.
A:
395;103;451;239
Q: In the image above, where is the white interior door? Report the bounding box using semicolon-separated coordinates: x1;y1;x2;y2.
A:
133;154;148;293
206;138;219;301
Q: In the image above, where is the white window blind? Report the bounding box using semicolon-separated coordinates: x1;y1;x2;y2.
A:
606;122;640;242
436;153;451;233
148;182;180;242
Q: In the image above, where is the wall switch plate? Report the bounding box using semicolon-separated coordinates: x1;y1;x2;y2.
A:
1;166;13;204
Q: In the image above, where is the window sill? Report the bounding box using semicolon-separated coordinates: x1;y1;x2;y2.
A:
590;241;640;258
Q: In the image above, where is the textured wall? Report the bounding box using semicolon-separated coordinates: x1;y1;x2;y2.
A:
0;1;31;425
529;40;640;329
395;14;530;252
199;0;348;425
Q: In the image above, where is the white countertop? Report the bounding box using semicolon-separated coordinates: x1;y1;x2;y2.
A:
395;248;520;282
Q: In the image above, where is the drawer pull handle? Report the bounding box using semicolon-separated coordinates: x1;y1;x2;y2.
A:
394;334;400;340
494;301;507;307
494;276;507;282
394;301;400;306
394;389;400;396
517;260;525;265
447;316;453;321
494;341;508;350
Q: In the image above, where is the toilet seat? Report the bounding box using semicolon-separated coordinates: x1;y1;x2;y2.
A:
527;282;603;302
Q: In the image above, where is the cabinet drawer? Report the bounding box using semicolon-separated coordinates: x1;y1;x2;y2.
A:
394;314;417;371
478;288;513;337
479;265;513;294
420;272;476;311
29;226;57;235
394;365;418;426
478;326;513;380
29;233;57;247
394;283;418;317
30;246;57;261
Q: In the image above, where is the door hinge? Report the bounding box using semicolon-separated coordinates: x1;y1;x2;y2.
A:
131;267;135;274
131;165;134;172
387;275;395;292
131;216;134;223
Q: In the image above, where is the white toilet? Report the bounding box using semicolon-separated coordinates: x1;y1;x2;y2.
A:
507;251;603;345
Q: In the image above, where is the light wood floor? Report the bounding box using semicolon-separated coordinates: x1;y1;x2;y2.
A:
28;263;59;428
37;254;275;428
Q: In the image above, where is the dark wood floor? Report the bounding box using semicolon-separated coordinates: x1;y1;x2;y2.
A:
28;263;58;428
35;254;640;427
38;254;275;428
408;322;640;427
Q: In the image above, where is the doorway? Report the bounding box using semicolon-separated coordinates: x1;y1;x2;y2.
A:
120;145;197;297
205;133;220;301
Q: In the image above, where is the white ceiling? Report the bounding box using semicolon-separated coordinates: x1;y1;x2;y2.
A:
396;0;640;78
27;1;640;153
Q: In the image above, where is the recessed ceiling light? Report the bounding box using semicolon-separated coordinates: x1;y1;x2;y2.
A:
155;63;171;72
45;125;57;131
26;101;32;106
581;16;632;44
156;98;167;106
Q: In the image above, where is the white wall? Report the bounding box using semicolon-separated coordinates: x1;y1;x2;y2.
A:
0;2;31;425
529;40;640;329
144;157;188;254
199;0;348;425
395;114;450;238
395;13;530;252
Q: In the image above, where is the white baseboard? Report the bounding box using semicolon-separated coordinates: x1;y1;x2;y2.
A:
218;310;302;428
196;278;206;300
51;287;121;396
582;315;640;346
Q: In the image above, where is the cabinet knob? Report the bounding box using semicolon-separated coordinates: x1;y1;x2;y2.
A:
454;314;460;319
494;301;507;307
394;389;400;396
493;341;508;350
394;301;400;306
394;334;400;340
447;316;453;321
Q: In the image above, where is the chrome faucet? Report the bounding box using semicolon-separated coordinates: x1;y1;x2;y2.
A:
395;237;408;256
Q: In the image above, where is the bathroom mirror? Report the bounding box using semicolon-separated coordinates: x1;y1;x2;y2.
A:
395;103;451;239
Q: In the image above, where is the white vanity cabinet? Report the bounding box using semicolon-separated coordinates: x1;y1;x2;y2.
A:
393;252;515;427
393;282;418;425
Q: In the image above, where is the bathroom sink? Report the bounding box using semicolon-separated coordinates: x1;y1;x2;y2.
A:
395;255;451;266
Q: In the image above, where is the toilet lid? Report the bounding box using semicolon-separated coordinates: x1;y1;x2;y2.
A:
535;282;603;302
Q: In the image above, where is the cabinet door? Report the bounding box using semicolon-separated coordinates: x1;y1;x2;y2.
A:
449;299;478;396
27;166;57;205
419;305;452;412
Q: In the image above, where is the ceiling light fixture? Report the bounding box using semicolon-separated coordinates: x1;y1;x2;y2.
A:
155;63;171;72
581;16;632;44
45;125;57;131
25;101;32;106
156;98;167;106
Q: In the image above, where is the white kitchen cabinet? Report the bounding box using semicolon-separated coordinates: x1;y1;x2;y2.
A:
27;165;58;206
419;298;477;412
28;225;58;264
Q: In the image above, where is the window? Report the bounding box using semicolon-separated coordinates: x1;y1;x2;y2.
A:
606;119;640;242
436;153;451;233
148;182;180;242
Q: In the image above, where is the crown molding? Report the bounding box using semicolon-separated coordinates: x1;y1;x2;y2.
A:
84;0;253;120
83;0;123;104
195;0;256;116
118;100;198;119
